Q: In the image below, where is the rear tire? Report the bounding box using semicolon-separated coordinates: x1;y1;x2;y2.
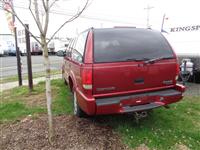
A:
73;91;86;117
63;76;68;85
62;71;68;85
64;79;68;85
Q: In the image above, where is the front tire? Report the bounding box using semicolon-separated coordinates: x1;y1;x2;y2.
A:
73;91;86;117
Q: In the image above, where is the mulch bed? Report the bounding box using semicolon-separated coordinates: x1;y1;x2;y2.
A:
0;115;129;150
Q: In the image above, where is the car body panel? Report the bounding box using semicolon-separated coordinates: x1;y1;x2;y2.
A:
92;60;177;96
62;28;185;116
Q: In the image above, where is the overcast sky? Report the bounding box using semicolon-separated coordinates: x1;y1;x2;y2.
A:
1;0;200;55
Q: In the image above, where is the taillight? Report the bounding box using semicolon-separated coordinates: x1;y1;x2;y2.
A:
81;68;92;90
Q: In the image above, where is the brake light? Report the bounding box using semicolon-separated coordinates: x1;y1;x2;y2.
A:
82;68;92;90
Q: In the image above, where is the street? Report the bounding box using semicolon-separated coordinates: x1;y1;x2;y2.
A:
0;55;63;78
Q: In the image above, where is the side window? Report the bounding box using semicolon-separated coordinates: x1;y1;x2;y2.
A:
72;50;83;63
72;31;88;63
74;31;88;55
72;38;77;50
66;39;73;57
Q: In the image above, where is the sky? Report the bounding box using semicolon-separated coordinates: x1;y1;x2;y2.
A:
0;0;200;55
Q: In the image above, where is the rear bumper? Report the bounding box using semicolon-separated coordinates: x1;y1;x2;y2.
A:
76;84;185;115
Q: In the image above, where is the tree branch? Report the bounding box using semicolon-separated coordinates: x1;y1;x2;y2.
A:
43;0;49;36
49;0;58;10
2;1;42;45
33;0;43;36
42;0;47;12
29;0;43;34
47;0;89;44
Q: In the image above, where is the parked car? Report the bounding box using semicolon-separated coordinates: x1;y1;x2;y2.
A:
0;45;5;56
31;42;42;55
56;47;67;56
3;48;23;56
59;27;185;117
8;48;17;56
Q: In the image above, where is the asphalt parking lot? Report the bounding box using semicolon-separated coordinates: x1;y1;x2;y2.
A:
0;55;63;78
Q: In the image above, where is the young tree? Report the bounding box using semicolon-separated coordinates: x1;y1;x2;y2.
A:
1;0;89;144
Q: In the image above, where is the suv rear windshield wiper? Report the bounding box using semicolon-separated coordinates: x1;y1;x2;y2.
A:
144;56;174;64
124;58;149;62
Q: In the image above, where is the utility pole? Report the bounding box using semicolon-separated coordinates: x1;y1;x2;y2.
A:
25;24;33;91
161;14;169;33
144;5;154;28
14;27;22;86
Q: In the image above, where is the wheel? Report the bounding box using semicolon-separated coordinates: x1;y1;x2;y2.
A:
73;91;86;117
64;78;68;85
62;71;68;85
62;74;67;85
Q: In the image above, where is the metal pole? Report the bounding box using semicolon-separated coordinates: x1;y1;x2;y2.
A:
25;24;33;91
161;14;165;32
183;60;187;85
10;0;22;86
14;27;22;86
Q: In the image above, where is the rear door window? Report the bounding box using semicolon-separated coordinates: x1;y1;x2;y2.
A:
94;28;174;63
71;31;88;63
74;31;88;56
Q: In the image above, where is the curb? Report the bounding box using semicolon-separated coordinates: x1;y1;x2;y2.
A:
0;74;62;92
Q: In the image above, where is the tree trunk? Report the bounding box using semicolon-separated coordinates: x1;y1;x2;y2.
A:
41;35;53;144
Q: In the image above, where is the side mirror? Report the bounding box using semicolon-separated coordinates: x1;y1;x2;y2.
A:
56;50;65;57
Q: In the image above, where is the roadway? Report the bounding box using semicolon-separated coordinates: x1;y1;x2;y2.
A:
0;55;63;78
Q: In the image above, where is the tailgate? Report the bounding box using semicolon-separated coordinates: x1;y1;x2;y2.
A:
93;60;177;96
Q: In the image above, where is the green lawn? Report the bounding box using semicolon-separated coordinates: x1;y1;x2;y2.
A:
0;80;199;149
96;96;200;149
0;79;72;123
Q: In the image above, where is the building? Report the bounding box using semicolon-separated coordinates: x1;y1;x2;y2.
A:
0;34;15;55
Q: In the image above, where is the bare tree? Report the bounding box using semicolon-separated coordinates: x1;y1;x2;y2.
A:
1;0;89;144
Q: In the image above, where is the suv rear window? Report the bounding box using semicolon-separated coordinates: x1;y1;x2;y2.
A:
93;28;174;63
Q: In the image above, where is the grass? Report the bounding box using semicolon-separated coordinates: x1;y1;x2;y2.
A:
0;79;72;123
0;69;61;84
0;102;44;122
51;80;73;114
0;80;200;149
95;96;200;149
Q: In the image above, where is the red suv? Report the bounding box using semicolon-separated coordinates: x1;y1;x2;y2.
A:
60;27;185;117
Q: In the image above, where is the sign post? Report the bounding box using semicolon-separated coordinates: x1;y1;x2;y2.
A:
14;27;22;86
25;24;33;91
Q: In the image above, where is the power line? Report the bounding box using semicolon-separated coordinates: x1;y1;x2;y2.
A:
1;0;144;25
6;4;143;26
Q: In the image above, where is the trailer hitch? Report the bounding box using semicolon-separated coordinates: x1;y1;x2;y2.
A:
133;111;148;123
